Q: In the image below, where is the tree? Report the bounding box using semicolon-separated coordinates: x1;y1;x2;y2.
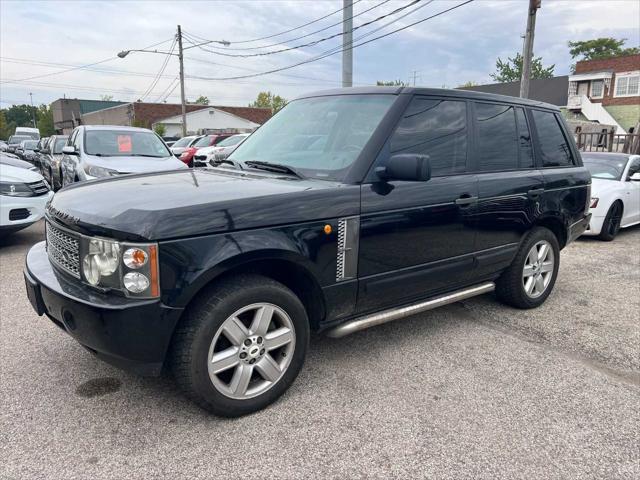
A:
0;110;14;141
490;53;554;83
568;37;639;72
4;104;39;129
194;95;209;105
459;81;478;88
100;95;114;101
376;79;407;86
154;123;166;136
37;105;55;137
249;91;287;113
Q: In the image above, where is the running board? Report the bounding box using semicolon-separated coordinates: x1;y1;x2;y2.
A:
326;282;495;338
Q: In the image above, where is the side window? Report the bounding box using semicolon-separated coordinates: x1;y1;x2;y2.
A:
72;129;81;150
531;110;574;167
390;97;467;176
515;108;534;168
68;130;78;148
628;159;640;179
475;103;518;171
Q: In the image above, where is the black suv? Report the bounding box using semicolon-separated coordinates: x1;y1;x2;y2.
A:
24;87;591;416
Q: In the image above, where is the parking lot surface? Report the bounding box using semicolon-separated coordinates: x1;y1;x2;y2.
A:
1;221;638;479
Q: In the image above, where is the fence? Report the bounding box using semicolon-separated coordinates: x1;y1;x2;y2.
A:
576;131;640;154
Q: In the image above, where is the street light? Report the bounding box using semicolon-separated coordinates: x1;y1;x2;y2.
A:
118;27;230;136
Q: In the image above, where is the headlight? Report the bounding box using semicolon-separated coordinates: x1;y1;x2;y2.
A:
0;181;34;197
80;237;159;297
84;164;119;177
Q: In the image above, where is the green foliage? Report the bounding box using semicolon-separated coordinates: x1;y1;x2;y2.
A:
249;91;287;113
376;79;407;86
37;105;55;137
490;53;555;83
100;95;114;101
568;38;639;72
154;123;167;136
4;104;38;129
132;118;148;129
0;110;13;141
459;81;478;88
194;95;209;105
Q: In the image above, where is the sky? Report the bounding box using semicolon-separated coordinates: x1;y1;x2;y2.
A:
0;0;639;108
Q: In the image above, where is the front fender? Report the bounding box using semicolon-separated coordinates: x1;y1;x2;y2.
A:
158;220;339;308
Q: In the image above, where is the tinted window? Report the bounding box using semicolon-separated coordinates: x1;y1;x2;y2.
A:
628;158;640;178
390;98;467;176
531;110;574;167
516;108;534;168
53;138;68;154
475;103;518;171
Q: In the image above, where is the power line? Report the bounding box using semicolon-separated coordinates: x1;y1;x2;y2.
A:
181;0;422;59
183;0;391;52
139;37;177;100
186;0;364;45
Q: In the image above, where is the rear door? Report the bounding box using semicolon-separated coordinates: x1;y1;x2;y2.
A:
472;102;544;277
358;96;479;312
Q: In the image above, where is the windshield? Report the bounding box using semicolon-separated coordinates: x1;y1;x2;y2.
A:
84;130;171;157
218;135;246;147
53;138;68;154
231;94;396;180
24;141;38;149
583;156;627;180
172;136;195;148
9;136;30;145
193;136;213;147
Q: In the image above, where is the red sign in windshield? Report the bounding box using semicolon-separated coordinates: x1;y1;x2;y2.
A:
117;135;132;153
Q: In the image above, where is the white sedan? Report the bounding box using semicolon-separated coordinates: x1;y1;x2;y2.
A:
582;152;640;240
0;164;53;235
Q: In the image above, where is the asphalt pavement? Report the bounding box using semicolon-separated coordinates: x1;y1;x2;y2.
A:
1;221;638;479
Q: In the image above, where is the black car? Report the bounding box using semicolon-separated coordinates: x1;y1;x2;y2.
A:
6;135;31;154
38;135;69;190
24;87;591;417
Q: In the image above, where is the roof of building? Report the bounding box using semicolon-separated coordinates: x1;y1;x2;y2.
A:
153;105;271;125
457;77;569;107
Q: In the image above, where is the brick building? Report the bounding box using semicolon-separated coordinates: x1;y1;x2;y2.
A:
566;54;640;133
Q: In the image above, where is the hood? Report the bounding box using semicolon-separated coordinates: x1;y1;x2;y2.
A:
86;154;188;174
48;168;359;241
0;163;45;182
590;177;622;197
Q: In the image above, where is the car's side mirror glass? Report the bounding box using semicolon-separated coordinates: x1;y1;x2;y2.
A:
629;172;640;181
62;146;78;155
375;154;431;182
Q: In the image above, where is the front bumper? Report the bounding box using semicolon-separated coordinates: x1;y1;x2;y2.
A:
24;241;183;376
568;213;592;243
0;191;53;229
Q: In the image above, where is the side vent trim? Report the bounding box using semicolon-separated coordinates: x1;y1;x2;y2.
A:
336;216;360;282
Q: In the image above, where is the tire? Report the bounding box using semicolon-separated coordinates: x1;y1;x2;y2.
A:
598;202;623;241
496;227;560;309
170;274;309;417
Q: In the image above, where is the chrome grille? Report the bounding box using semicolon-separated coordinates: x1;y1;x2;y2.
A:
46;221;80;278
28;180;50;196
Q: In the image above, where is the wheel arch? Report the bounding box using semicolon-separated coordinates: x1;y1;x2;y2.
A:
535;215;567;249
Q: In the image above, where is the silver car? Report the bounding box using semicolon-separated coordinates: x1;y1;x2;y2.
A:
61;125;187;186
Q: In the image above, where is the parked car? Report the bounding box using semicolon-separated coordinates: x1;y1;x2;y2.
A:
0;140;7;152
16;140;39;161
170;135;198;157
15;126;40;140
177;134;233;167
38;135;69;190
24;87;591;417
1;153;38;171
32;137;50;171
162;136;181;147
198;133;250;167
60;126;187;186
1;163;52;235
581;152;640;240
6;135;31;154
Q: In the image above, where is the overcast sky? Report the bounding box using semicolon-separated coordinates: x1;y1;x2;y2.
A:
1;0;638;108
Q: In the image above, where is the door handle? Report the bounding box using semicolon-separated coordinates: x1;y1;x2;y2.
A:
455;195;478;206
528;188;545;198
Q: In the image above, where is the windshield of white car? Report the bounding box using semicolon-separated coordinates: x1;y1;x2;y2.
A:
583;156;626;180
23;141;38;149
84;130;171;157
231;95;396;181
218;135;246;147
172;136;195;148
8;136;30;145
53;138;68;154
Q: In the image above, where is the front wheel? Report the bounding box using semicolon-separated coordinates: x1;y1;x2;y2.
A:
496;227;560;309
170;274;309;417
598;202;623;241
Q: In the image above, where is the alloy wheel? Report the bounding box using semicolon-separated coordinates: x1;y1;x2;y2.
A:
207;303;296;400
522;240;554;298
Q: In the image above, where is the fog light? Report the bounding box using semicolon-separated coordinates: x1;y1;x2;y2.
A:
123;248;148;269
123;272;150;293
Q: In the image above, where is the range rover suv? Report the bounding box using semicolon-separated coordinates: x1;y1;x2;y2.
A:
24;87;591;417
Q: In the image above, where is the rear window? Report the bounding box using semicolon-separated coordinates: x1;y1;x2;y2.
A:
390;97;468;176
531;110;574;167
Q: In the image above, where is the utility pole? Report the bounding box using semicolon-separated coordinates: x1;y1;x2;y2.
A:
29;92;36;128
519;0;541;99
342;0;353;88
409;70;421;86
177;25;188;136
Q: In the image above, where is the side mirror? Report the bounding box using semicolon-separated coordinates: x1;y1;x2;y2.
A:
629;172;640;181
62;146;77;156
375;154;431;182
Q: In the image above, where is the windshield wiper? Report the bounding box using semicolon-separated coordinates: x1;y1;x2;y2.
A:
244;160;304;179
129;154;165;158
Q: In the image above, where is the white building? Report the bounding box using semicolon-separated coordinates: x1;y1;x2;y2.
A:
153;107;262;137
